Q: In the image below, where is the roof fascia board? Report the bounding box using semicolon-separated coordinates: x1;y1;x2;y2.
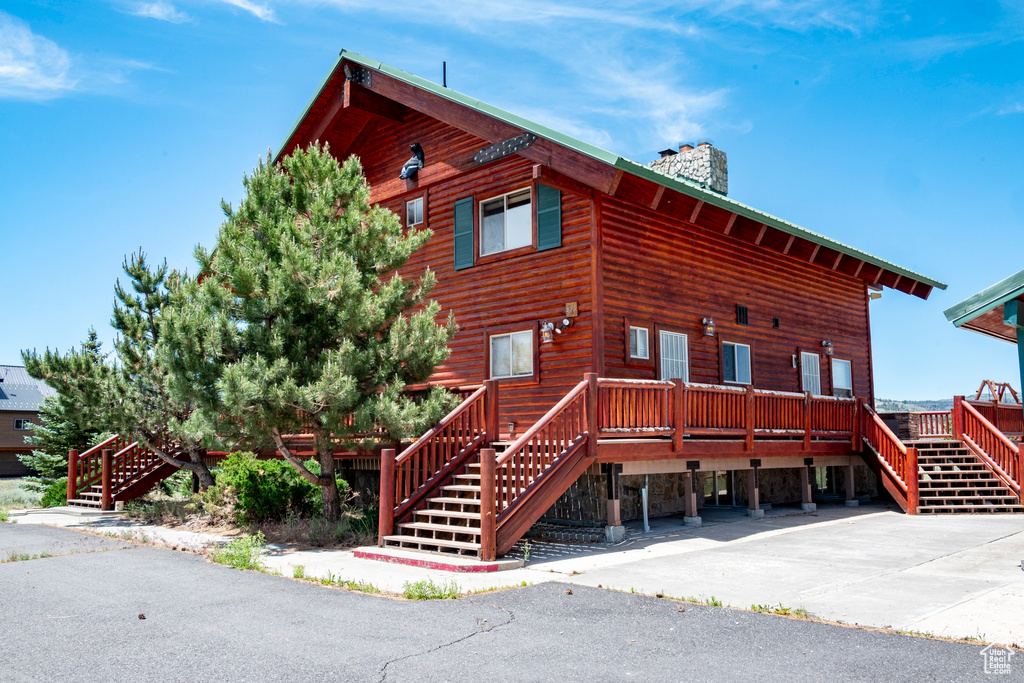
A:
278;49;946;292
943;269;1024;326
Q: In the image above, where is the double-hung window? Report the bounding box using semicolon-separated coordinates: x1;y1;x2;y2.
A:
629;326;649;360
490;330;533;379
659;331;689;382
480;189;531;256
14;418;31;430
831;359;853;398
723;341;751;384
801;352;821;395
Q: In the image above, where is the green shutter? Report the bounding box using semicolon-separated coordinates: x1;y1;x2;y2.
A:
453;197;474;271
536;184;562;251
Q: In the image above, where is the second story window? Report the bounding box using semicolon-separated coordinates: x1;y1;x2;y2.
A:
480;188;531;256
490;330;534;379
14;418;31;430
629;326;649;359
406;197;424;227
723;341;751;384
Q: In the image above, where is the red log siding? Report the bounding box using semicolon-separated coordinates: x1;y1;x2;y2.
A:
327;111;596;436
599;195;874;402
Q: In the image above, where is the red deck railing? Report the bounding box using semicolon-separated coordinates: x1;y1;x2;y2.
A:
960;401;1021;501
918;411;953;438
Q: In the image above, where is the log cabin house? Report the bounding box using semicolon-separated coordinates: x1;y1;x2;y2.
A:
68;51;1021;559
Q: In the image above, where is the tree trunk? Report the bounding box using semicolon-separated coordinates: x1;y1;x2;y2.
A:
188;450;216;490
315;433;342;521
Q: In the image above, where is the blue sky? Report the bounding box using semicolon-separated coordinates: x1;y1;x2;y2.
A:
1;0;1022;399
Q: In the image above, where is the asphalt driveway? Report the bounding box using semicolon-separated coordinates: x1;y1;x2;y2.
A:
0;524;1007;682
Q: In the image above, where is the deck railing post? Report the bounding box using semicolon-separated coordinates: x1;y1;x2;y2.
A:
485;380;499;445
66;449;78;502
745;386;756;451
100;449;113;511
479;448;497;561
851;397;861;450
585;373;599;456
672;381;684;452
906;446;920;514
378;448;395;546
953;395;965;439
803;392;812;450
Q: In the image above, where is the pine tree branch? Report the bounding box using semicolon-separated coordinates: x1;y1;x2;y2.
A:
270;428;321;484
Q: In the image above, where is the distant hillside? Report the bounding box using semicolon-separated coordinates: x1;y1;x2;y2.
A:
875;398;954;413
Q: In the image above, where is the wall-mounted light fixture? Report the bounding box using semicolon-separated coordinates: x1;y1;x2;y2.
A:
557;318;572;333
822;339;834;356
507;422;516;437
540;321;555;344
702;317;716;336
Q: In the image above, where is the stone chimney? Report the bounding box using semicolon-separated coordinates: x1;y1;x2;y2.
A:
648;142;728;195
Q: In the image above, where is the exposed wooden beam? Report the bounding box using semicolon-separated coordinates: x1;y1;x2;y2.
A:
724;213;737;236
650;185;666;211
873;267;884;284
345;82;406;122
754;224;768;246
853;260;865;278
308;85;347;145
831;253;843;270
607;169;624;196
782;234;795;254
808;244;821;264
891;274;902;291
689;200;704;225
907;280;918;297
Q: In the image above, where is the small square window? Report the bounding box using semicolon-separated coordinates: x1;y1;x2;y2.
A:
629;326;649;359
406;197;424;227
14;418;31;430
723;342;751;384
490;330;533;379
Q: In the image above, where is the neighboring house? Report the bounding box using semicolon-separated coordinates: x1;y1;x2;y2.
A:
0;365;55;476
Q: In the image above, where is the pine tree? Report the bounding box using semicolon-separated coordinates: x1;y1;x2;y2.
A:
162;144;457;520
19;330;108;492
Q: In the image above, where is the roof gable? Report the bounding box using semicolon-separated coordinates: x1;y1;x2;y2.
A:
276;50;946;300
0;365;54;412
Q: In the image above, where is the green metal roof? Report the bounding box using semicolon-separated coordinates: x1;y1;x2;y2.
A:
276;49;946;293
943;269;1024;327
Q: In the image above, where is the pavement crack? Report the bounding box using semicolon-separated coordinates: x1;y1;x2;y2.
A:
376;600;515;682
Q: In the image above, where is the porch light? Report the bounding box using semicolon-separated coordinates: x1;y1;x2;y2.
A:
557;318;572;333
822;339;834;356
540;321;556;344
702;317;715;336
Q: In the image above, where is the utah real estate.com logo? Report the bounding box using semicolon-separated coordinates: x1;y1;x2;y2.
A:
980;644;1014;675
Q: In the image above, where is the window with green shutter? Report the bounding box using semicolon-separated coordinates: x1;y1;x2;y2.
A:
453;197;474;270
536;184;561;251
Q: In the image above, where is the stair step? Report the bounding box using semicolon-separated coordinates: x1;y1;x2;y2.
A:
414;509;480;520
382;534;481;557
66;499;102;508
442;484;483;494
398;521;481;536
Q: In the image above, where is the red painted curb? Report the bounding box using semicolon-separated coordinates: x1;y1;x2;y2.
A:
353;549;501;573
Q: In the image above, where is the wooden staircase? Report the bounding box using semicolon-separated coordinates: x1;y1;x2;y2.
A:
66;435;187;510
915;440;1024;514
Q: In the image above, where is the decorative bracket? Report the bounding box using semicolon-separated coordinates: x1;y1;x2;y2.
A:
474;133;537;164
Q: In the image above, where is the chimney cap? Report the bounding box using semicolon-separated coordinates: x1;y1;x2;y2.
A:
679;144;694;152
697;141;711;148
658;148;678;158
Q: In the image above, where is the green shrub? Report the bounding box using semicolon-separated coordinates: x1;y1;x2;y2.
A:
211;532;267;570
39;479;68;508
0;480;41;510
403;578;460;600
159;469;195;498
212;452;347;523
0;510;10;523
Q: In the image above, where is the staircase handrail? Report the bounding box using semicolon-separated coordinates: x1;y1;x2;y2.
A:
861;401;909;490
69;434;132;497
495;379;589;468
389;384;490;524
961;400;1021;496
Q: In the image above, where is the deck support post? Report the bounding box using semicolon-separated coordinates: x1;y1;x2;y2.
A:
799;457;816;512
745;386;755;451
803;392;812;450
485;380;499;445
906;447;920;515
378;448;395;546
844;464;858;506
479;448;497;561
66;449;78;503
684;460;701;527
672;381;684;452
100;449;113;511
603;463;624;542
746;459;763;519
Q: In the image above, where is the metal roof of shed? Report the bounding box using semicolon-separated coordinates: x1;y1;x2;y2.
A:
275;49;946;294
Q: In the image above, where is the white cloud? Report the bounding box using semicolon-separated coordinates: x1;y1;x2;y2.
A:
129;1;192;23
218;0;278;22
998;103;1024;115
0;12;77;100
